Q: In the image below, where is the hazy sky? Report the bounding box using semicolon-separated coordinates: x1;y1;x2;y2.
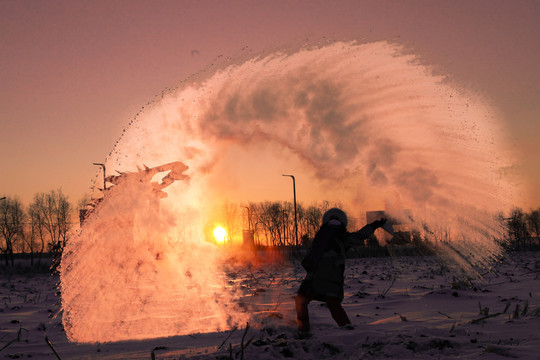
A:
1;0;539;209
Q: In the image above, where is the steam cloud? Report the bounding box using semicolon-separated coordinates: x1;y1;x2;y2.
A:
61;41;517;343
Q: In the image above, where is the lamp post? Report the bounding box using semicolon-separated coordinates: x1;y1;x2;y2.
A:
282;174;298;247
93;163;106;191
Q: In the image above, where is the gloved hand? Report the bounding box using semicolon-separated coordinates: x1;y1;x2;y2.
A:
371;218;387;229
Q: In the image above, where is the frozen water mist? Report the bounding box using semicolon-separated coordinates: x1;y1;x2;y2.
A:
61;41;516;342
61;164;248;342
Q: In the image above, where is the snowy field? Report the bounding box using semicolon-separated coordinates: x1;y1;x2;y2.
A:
1;252;540;359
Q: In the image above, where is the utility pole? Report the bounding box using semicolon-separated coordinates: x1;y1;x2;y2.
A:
282;174;298;247
93;163;106;191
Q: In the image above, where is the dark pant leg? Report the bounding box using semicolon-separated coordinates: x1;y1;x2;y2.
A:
295;293;312;332
325;296;351;327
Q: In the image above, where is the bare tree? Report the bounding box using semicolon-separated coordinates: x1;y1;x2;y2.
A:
29;189;72;254
215;200;365;248
28;197;49;265
222;201;241;243
20;217;40;266
251;202;270;246
247;202;267;246
527;209;540;236
507;208;530;248
76;193;92;212
302;204;324;244
0;197;25;266
76;193;94;226
242;201;340;247
526;208;540;245
254;201;286;246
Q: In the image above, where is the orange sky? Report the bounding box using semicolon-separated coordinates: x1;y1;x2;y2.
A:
1;0;539;209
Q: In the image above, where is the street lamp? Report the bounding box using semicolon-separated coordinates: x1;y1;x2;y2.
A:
93;163;106;191
282;174;298;247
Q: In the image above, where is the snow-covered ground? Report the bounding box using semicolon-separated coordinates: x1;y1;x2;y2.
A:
2;252;540;359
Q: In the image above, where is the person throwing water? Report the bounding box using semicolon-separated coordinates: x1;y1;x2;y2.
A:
296;207;387;334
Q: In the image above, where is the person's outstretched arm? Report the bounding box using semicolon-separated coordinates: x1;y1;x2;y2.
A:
346;218;386;245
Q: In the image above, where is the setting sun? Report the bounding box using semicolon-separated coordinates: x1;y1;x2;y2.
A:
213;226;227;243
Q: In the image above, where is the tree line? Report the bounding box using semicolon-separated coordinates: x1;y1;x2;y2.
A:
214;200;360;247
2;188;540;267
0;189;72;267
218;204;540;249
0;193;351;266
505;207;540;248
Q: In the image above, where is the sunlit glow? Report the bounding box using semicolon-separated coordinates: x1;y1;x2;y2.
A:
61;40;518;344
213;226;227;243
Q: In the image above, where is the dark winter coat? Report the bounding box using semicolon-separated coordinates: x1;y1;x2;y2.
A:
299;222;377;301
